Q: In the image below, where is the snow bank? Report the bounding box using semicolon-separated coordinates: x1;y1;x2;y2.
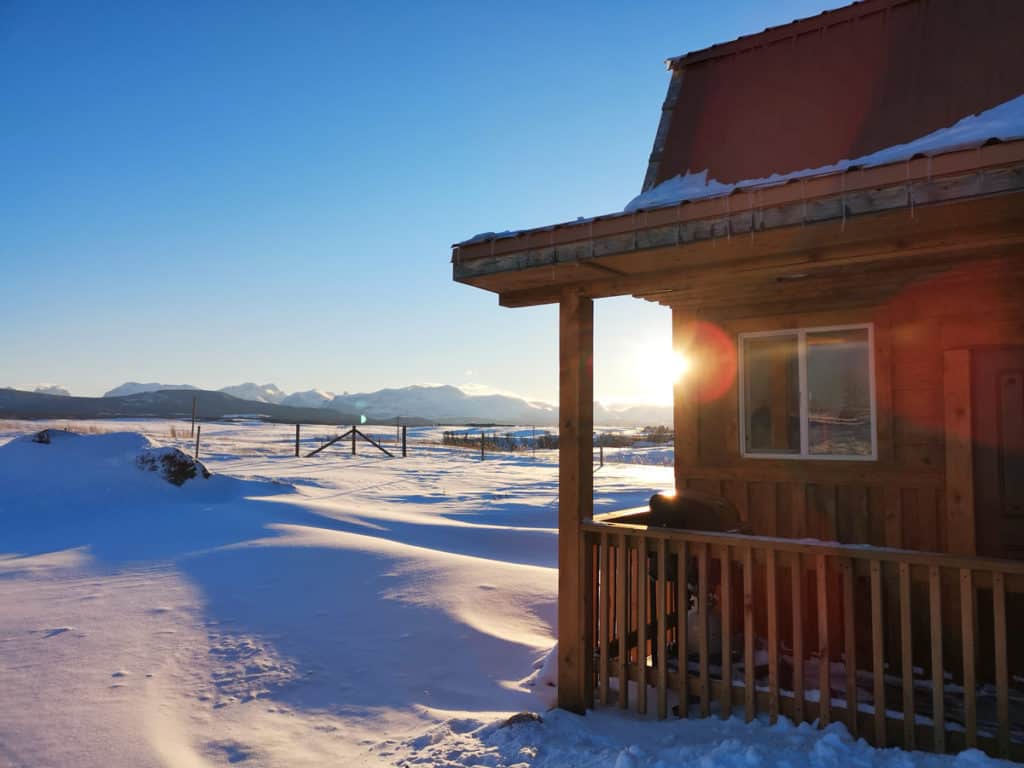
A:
389;708;1009;768
625;93;1024;213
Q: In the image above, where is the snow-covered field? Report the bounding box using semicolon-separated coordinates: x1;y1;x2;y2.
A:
0;420;1010;767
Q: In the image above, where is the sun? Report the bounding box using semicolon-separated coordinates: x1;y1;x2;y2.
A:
619;343;692;406
663;350;691;382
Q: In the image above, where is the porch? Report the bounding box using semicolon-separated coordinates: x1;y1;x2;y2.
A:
581;512;1024;761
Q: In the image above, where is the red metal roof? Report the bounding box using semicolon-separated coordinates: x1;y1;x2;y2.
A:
651;0;1024;187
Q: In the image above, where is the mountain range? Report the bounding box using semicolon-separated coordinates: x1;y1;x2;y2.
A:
6;381;672;426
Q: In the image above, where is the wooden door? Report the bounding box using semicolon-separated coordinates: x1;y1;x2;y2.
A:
973;347;1024;560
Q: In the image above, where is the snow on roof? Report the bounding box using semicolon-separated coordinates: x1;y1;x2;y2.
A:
625;93;1024;213
457;94;1024;247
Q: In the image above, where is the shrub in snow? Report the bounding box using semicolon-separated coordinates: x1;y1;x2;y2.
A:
31;428;76;444
136;447;211;486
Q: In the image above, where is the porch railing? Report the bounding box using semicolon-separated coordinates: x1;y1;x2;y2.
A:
581;517;1024;761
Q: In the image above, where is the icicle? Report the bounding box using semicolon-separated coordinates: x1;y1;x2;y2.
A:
906;159;915;219
840;173;847;232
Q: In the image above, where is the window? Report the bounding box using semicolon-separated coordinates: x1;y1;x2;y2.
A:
739;325;876;460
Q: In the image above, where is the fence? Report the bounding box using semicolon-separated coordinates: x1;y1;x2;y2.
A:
582;517;1024;761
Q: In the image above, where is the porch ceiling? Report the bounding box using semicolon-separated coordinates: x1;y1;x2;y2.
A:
452;143;1024;310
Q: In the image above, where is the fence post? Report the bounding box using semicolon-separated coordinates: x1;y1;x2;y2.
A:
194;425;201;460
401;426;407;457
352;426;356;455
191;396;197;438
480;431;485;461
600;444;604;467
295;424;300;457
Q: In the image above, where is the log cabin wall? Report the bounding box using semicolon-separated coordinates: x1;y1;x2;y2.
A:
672;253;1024;556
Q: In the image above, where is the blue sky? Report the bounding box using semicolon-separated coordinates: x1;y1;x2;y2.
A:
0;0;831;404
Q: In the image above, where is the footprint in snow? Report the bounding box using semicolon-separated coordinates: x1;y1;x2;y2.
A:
111;670;129;678
42;627;74;638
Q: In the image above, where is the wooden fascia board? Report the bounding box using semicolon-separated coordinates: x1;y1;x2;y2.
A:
492;190;1024;307
467;173;1024;307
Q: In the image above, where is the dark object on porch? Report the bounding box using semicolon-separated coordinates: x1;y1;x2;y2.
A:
610;490;750;534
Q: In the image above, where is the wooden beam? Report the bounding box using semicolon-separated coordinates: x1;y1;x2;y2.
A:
943;350;976;555
485;191;1024;307
673;308;699;487
557;290;594;713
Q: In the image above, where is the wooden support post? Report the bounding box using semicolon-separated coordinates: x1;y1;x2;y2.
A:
295;424;300;457
402;425;407;457
352;426;356;455
672;309;698;488
194;425;201;460
557;291;594;714
481;432;485;461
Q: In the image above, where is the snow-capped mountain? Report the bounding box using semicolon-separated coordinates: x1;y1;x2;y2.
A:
33;384;71;397
104;382;199;398
218;383;287;404
92;382;672;425
331;385;557;425
281;389;336;408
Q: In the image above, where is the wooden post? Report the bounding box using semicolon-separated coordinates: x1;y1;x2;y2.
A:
402;426;407;457
191;396;197;438
557;290;594;714
194;424;201;460
295;424;300;457
599;444;604;467
480;431;485;461
352;425;356;455
672;309;698;489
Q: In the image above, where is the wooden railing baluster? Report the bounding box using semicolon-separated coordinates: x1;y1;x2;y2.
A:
744;546;755;723
599;532;610;706
841;557;857;736
960;568;976;748
928;564;945;753
870;560;886;747
720;544;733;719
767;547;779;724
698;542;710;717
637;536;647;715
817;554;831;726
617;532;628;710
677;540;688;718
899;561;914;749
656;538;667;720
992;570;1009;759
791;552;805;725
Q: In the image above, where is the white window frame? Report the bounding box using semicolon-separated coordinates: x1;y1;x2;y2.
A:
737;323;877;461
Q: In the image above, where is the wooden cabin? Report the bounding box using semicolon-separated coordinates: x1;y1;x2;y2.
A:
451;0;1024;760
